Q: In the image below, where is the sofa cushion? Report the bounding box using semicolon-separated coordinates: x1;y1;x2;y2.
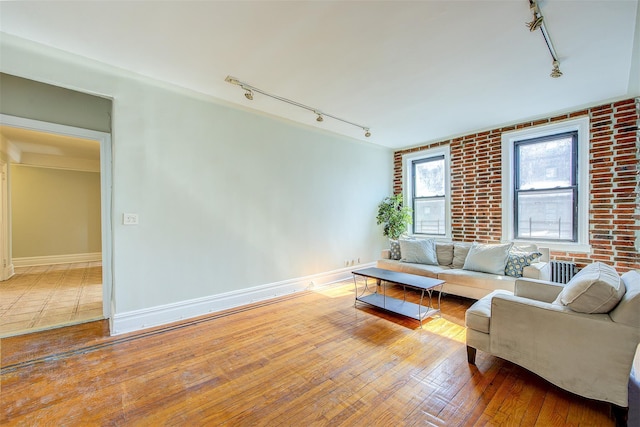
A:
399;238;438;265
463;242;513;275
556;262;625;314
452;242;472;268
609;270;640;326
389;239;401;260
504;250;542;277
465;290;513;333
436;242;454;266
438;269;517;293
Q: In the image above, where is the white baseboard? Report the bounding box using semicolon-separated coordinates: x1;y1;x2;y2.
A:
1;264;14;280
13;252;102;267
111;262;374;336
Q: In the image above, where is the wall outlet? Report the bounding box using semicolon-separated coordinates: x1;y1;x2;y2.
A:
123;213;139;225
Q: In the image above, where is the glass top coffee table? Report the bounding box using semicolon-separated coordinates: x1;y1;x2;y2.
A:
352;267;444;327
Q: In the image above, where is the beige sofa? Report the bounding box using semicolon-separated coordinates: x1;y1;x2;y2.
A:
377;241;550;300
466;267;640;424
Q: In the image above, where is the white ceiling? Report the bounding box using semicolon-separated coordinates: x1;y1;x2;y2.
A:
0;125;101;171
0;1;638;149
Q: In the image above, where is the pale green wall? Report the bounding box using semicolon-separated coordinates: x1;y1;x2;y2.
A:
10;165;102;257
1;34;392;314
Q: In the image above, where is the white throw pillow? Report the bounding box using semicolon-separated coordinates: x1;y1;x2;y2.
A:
399;238;438;265
462;242;513;275
556;262;625;313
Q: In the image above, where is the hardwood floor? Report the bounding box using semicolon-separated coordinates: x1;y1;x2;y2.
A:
1;281;614;426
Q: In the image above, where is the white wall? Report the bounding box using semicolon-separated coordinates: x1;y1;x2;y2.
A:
1;34;392;317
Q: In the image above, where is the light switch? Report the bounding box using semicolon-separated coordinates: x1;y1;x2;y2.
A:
123;213;139;225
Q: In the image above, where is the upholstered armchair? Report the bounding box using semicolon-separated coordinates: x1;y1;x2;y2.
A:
465;265;640;425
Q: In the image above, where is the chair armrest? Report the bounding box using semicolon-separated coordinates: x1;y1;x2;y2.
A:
514;278;563;303
381;249;391;259
490;294;640;407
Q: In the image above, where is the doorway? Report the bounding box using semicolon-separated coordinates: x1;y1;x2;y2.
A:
0;115;112;337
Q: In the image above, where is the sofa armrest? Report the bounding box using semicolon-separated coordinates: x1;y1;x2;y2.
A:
381;249;391;259
514;278;563;303
490;293;640;407
523;260;551;281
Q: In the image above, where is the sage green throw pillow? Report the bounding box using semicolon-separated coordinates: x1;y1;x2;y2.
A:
462;242;513;275
399;238;438;265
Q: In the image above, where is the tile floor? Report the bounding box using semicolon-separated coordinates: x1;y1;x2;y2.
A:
0;262;103;338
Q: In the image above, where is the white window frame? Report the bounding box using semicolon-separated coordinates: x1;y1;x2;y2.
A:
403;146;451;240
501;117;591;253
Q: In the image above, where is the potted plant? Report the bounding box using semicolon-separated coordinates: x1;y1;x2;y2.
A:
376;194;412;239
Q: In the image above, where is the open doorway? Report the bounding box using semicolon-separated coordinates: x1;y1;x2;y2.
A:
0;116;112;337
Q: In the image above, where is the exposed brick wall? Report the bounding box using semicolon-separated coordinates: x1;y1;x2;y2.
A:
393;98;640;273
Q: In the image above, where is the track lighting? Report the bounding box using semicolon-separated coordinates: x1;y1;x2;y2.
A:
526;0;562;78
225;75;371;139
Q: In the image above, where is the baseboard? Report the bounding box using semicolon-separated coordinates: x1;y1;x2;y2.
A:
111;262;375;336
1;263;14;280
13;252;102;267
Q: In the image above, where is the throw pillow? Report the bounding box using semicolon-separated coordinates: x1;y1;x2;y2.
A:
452;242;472;268
504;251;542;277
556;262;625;314
389;239;401;260
463;242;513;275
399;238;438;265
435;242;454;266
609;271;640;326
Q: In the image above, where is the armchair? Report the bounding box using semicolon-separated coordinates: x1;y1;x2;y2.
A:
465;269;640;425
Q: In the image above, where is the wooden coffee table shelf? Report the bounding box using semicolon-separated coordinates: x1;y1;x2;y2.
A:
352;267;444;327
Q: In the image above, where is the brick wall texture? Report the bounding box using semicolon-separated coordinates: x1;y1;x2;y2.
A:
393;97;639;272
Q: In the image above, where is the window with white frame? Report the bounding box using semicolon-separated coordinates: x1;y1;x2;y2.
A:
514;132;577;241
403;146;451;238
502;117;590;252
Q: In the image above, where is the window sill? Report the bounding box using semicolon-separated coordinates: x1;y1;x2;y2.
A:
511;240;592;254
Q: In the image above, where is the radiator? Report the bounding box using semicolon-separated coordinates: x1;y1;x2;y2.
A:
550;261;577;284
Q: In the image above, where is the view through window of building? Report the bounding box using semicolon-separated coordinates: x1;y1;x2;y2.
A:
514;131;578;241
412;155;446;235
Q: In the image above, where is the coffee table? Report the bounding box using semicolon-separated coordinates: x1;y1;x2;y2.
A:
352;267;444;327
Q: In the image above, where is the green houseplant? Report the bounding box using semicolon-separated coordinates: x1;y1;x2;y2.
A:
376;194;412;239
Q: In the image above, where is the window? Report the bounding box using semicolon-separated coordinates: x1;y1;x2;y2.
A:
514;132;578;241
502;117;590;252
403;146;450;238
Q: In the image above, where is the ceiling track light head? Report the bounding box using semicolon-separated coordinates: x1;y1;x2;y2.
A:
315;111;324;122
364;129;371;138
526;15;543;31
550;61;563;78
242;86;254;100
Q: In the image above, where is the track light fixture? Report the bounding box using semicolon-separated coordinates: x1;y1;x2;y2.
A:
526;0;562;78
225;76;371;138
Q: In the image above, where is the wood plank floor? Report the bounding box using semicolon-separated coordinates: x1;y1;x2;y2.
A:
1;281;614;426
